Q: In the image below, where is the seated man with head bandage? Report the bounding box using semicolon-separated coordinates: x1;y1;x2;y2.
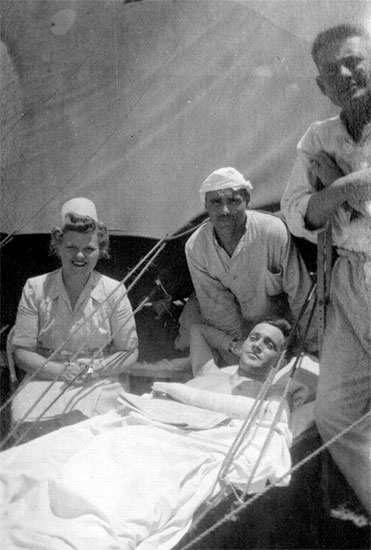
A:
175;167;318;362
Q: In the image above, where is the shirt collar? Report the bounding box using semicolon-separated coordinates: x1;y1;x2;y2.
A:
48;269;105;303
211;216;247;254
339;112;371;144
48;268;66;299
87;271;106;303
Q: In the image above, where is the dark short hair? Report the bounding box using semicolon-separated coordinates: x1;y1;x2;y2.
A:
50;213;109;259
260;316;292;341
311;24;370;68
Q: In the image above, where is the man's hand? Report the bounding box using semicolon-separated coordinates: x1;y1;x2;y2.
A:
308;150;344;189
341;169;371;200
228;339;244;357
339;169;371;218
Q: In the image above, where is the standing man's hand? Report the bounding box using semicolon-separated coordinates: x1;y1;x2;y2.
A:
308;150;344;189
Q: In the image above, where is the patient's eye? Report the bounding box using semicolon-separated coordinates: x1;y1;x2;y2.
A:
264;338;276;351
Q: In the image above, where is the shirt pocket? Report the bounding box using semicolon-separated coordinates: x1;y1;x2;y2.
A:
265;269;283;296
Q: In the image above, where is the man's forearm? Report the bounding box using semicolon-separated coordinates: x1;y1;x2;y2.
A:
305;169;371;229
304;184;347;229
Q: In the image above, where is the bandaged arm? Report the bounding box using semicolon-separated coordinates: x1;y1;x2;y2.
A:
152;382;290;424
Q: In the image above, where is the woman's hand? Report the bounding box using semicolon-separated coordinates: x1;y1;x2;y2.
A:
61;359;97;385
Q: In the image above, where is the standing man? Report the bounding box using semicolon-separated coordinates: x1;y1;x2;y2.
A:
178;166;317;364
281;24;371;514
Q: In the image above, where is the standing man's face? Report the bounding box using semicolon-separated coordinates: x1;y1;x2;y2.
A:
316;35;371;111
205;188;248;234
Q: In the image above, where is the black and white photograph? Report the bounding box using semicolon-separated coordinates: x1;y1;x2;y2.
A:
0;1;370;548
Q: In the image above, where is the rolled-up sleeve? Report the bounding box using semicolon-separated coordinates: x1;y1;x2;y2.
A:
281;152;320;243
13;280;39;350
281;121;329;243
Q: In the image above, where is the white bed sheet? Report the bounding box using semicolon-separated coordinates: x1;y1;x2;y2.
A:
0;406;291;550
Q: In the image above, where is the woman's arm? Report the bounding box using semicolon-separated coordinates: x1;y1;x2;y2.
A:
91;282;139;377
91;348;139;378
14;347;66;380
12;279;72;381
14;347;98;384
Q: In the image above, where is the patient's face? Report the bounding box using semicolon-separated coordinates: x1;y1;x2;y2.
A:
238;323;284;379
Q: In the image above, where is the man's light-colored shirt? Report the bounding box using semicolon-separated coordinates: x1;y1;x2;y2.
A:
185;210;314;341
281;115;371;255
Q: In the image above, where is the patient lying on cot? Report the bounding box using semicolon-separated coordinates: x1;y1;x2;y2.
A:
0;318;318;550
150;317;312;420
118;317;293;431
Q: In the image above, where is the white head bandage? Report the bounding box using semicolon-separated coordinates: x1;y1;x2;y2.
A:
199;167;253;206
61;197;98;224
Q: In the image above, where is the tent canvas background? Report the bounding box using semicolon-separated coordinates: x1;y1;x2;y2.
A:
1;3;371;547
1;0;370;239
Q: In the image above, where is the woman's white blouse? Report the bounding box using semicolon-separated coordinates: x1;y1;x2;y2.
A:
13;269;138;360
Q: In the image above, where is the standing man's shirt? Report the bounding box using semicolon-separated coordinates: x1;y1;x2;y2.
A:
281;115;371;254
